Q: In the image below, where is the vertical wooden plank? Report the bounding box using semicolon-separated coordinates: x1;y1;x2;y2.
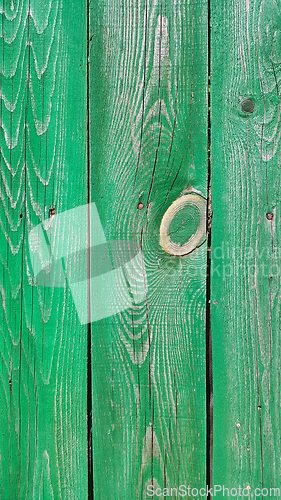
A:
0;1;88;497
89;0;208;497
211;0;281;494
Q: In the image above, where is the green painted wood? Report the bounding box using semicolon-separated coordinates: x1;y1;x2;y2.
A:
0;1;88;497
89;1;208;498
211;0;281;495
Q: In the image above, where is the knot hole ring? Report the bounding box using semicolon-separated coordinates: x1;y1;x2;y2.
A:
159;193;206;256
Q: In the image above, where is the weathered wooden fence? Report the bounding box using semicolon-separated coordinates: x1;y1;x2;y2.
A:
0;0;280;498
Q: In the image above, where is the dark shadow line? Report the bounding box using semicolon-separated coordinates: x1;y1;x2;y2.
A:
87;0;94;498
206;0;213;495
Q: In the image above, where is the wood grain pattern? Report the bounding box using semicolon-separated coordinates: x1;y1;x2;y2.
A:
0;1;88;497
89;0;208;497
211;0;281;494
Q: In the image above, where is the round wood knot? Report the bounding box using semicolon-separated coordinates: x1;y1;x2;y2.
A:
160;193;206;256
241;99;255;113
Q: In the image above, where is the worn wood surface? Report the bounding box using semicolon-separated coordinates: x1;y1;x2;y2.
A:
89;0;208;498
0;1;88;498
211;0;281;494
4;0;272;497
